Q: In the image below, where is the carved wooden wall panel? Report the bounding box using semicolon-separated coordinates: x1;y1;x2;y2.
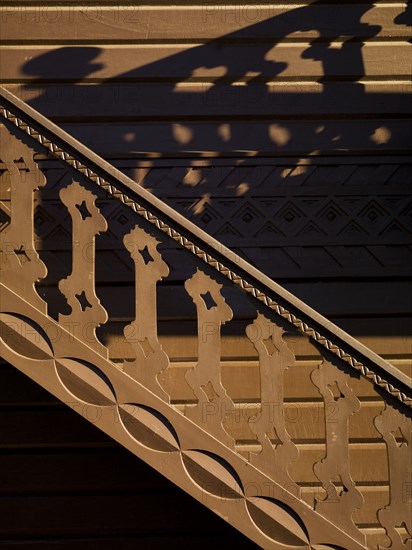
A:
2;158;410;282
137;158;412;280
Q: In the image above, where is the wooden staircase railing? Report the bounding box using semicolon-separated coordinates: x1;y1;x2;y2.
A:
0;86;411;550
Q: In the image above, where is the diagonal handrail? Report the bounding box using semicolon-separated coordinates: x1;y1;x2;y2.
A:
0;85;410;411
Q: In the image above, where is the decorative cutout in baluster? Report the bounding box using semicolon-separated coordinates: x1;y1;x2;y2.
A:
246;313;300;495
58;181;108;357
0;125;47;312
311;360;365;544
374;404;412;549
184;269;235;449
123;225;170;402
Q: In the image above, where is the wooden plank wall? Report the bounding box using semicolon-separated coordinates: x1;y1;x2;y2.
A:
1;2;411;157
1;1;411;282
0;2;411;549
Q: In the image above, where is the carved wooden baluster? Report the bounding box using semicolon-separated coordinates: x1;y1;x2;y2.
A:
58;181;108;356
123;225;170;402
311;360;364;543
0;125;47;312
246;313;300;495
184;269;235;449
374;405;412;549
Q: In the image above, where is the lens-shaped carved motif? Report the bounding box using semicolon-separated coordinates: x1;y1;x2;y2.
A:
182;449;244;500
0;312;54;360
118;403;180;452
55;357;116;406
246;497;309;547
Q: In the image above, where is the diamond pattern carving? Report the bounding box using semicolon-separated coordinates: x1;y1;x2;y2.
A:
277;202;305;226
358;199;388;226
33;204;56;237
233;202;263;227
3;159;410;278
317;200;347;226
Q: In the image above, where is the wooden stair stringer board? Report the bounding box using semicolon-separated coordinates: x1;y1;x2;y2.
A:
0;282;368;550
